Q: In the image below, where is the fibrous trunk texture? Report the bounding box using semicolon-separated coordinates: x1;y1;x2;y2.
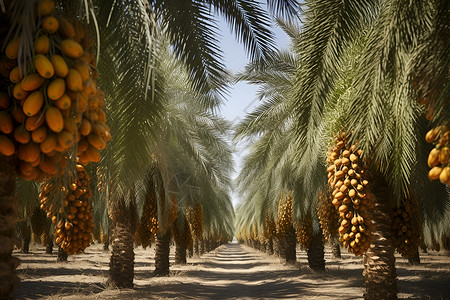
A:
45;238;53;254
363;187;398;300
200;239;205;254
0;156;19;299
175;244;187;265
109;199;135;288
154;230;171;276
285;225;296;264
307;230;325;271
57;246;68;262
408;250;421;265
20;221;31;254
194;238;199;256
331;236;341;259
267;238;274;255
22;237;30;254
275;236;285;257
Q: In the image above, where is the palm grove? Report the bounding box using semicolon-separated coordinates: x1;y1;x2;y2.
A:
0;1;448;300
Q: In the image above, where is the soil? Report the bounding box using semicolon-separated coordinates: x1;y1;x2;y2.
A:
13;242;450;299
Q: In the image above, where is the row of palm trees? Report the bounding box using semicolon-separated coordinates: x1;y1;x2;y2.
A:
234;1;449;300
0;0;299;298
0;0;448;299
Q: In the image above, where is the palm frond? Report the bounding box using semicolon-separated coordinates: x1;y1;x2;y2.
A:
345;0;436;198
211;0;276;60
266;0;300;20
293;0;378;150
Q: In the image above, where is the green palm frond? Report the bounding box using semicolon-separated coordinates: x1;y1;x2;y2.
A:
212;0;275;60
343;1;441;198
293;0;378;149
93;1;164;209
410;0;450;124
266;0;300;20
124;31;235;235
275;17;302;47
151;0;275;96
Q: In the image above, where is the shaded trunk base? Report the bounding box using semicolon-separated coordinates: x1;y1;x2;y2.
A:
109;200;135;289
407;250;420;265
285;226;296;264
200;239;205;254
57;246;68;262
275;236;285;258
330;236;341;259
267;238;274;255
363;187;398;300
154;230;171;276
45;239;53;254
307;230;325;271
103;242;109;252
175;244;187;265
22;237;30;254
194;239;199;256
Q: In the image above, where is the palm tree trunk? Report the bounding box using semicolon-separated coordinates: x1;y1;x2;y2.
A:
200;239;205;254
154;230;171;276
407;250;420;265
45;240;53;254
267;238;274;255
330;235;341;259
194;238;199;256
45;235;53;254
285;225;296;264
307;229;325;271
22;237;30;254
57;246;68;262
187;234;193;257
20;220;31;254
109;198;135;288
363;189;398;300
0;156;20;299
175;243;187;264
274;236;284;257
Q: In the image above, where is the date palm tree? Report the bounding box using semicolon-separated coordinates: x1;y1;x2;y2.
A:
234;20;327;269
290;1;449;299
95;1;236;282
236;4;449;299
0;0;297;295
144;60;234;275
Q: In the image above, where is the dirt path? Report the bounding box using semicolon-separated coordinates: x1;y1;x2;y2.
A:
14;242;450;299
152;242;315;299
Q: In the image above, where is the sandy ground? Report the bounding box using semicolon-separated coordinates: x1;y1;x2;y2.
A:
13;242;450;300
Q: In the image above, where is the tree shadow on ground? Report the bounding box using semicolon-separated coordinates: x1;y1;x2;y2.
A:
14;243;450;300
15;281;105;299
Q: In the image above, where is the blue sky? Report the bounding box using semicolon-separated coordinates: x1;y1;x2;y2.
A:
219;20;291;122
216;18;291;207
